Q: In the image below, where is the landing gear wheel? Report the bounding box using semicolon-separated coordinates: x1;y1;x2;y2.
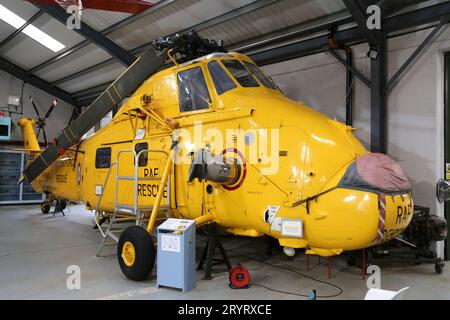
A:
117;226;155;281
435;262;445;274
41;202;51;214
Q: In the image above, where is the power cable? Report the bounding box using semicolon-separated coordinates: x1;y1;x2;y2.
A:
227;246;344;299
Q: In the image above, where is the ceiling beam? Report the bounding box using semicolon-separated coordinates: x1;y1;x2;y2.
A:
32;3;136;67
0;57;75;105
0;11;44;49
27;0;175;74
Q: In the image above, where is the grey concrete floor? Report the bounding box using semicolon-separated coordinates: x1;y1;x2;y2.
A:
0;203;449;300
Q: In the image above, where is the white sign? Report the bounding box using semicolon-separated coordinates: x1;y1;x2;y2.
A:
281;219;303;238
95;185;102;196
161;235;180;253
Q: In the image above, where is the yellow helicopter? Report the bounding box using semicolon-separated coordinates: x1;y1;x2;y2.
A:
18;32;413;281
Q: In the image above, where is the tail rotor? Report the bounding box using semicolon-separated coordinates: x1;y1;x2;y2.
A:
30;97;58;147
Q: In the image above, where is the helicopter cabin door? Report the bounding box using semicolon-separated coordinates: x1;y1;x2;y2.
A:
174;64;213;218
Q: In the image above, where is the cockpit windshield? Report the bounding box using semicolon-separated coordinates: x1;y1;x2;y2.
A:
207;60;237;95
244;62;278;90
205;58;280;95
221;60;260;88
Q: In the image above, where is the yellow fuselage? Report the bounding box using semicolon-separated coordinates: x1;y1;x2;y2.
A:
22;52;413;256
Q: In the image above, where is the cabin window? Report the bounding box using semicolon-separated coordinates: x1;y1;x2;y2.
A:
244;62;277;90
135;142;148;167
222;60;259;88
95;147;111;169
178;66;211;112
207;60;237;95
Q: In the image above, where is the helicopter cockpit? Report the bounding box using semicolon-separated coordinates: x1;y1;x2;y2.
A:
175;53;281;112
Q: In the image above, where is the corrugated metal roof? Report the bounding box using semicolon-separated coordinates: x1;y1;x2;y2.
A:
80;9;132;32
34;43;112;82
199;0;345;46
0;12;84;70
0;0;40;21
109;0;256;50
58;61;125;93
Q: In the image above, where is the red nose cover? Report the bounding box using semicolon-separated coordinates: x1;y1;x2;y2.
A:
356;153;411;193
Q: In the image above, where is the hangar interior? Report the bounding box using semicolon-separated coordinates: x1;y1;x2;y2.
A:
1;0;450;300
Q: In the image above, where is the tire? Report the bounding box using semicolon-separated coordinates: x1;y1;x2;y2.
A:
435;262;445;274
41;202;51;214
117;226;155;281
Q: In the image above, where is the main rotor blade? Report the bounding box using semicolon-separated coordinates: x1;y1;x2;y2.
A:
30;97;41;119
22;47;167;183
44;98;58;120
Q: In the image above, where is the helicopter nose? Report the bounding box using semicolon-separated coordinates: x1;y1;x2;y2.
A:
339;153;413;244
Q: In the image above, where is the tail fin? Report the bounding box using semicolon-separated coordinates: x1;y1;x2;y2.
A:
17;117;41;153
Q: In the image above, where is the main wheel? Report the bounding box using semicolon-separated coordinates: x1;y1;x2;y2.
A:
117;226;155;281
41;202;51;214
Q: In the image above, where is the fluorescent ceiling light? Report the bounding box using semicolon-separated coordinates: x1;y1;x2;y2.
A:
23;25;66;52
0;4;25;29
0;4;65;52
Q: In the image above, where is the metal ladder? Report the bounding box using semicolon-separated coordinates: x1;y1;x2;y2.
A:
95;148;170;257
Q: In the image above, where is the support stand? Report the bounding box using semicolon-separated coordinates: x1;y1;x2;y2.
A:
52;199;66;217
197;224;232;280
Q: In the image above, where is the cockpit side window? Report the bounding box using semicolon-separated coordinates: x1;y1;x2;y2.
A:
221;60;260;88
244;62;277;90
207;60;237;95
178;66;211;113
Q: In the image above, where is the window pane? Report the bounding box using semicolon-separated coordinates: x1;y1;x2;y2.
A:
222;60;259;88
178;67;211;112
135;142;148;167
95;148;111;169
244;62;277;90
207;60;237;95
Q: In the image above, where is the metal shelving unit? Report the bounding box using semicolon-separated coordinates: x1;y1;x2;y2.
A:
0;150;44;204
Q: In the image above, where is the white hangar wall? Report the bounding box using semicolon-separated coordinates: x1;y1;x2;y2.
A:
0;69;73;145
262;26;450;257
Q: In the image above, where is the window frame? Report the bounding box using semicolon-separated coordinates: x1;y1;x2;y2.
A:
220;59;260;88
176;65;213;114
243;61;278;91
95;147;112;169
135;142;148;167
207;60;237;96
